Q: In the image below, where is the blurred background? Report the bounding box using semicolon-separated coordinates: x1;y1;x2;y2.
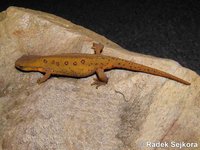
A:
0;0;199;74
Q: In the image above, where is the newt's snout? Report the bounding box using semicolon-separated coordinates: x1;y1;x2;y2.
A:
15;55;40;71
15;55;29;68
15;64;24;70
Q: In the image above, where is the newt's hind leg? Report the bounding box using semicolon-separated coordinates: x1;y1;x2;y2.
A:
91;68;108;89
91;43;104;54
37;69;52;84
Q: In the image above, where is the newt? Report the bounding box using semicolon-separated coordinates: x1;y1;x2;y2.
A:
15;43;190;87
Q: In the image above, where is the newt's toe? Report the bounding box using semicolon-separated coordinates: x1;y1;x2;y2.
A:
91;78;106;89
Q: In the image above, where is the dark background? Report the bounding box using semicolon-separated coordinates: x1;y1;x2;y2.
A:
1;0;200;74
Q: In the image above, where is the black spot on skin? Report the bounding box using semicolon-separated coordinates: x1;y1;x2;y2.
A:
118;62;121;65
56;62;60;66
81;59;85;64
73;62;77;65
95;63;98;65
64;61;68;65
43;59;47;63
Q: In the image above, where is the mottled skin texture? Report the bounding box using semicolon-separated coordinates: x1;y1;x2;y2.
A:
15;43;190;87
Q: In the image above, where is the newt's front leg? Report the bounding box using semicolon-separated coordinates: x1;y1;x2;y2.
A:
37;69;52;84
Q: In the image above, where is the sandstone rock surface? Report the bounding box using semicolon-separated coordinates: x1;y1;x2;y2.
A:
0;7;199;150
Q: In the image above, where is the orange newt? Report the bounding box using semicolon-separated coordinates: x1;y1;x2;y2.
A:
15;43;190;86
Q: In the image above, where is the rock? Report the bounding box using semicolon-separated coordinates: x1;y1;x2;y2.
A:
0;6;199;150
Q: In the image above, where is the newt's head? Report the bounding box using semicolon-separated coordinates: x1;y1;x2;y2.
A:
15;55;43;72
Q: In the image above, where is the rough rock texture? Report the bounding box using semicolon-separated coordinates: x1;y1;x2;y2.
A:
0;7;199;150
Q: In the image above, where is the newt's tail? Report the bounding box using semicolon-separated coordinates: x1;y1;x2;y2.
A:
114;58;190;85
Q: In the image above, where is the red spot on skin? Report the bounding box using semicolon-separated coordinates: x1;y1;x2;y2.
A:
73;62;77;65
52;60;55;64
81;59;85;64
43;59;47;63
64;61;68;65
56;62;60;66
